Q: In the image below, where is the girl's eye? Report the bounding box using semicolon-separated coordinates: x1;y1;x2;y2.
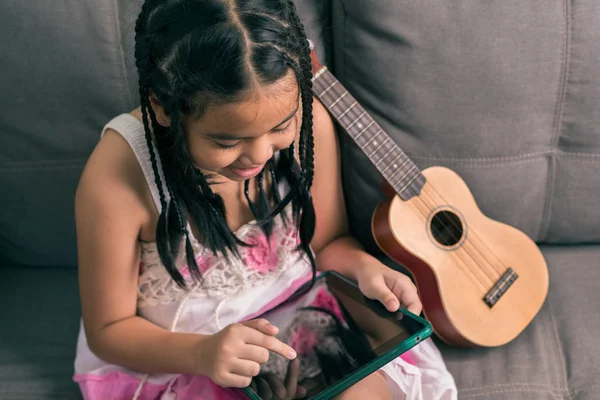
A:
212;121;293;150
214;141;241;150
272;121;294;133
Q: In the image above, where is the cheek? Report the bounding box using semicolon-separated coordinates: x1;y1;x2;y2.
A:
275;133;296;151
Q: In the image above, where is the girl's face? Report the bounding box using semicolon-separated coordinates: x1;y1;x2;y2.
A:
183;73;300;182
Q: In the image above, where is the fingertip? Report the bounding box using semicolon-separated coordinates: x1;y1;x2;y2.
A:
386;298;399;312
288;348;297;360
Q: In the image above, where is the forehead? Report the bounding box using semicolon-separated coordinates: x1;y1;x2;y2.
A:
192;73;300;136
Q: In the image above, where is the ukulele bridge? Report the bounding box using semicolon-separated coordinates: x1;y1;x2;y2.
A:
483;268;518;308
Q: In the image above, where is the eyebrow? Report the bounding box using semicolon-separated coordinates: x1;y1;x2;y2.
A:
207;101;300;141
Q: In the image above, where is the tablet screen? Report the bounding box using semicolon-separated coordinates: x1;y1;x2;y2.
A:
245;271;427;399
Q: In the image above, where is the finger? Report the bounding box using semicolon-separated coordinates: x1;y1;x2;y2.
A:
257;376;274;400
242;318;279;336
229;359;261;379
284;358;300;399
221;373;253;389
244;331;297;361
295;385;307;399
363;276;400;312
386;275;422;314
239;344;271;364
264;374;287;399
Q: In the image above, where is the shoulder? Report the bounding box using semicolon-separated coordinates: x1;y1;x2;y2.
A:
312;96;336;141
75;112;154;240
311;96;339;161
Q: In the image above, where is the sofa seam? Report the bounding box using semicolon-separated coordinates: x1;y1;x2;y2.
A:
0;159;88;170
538;0;572;242
459;387;566;399
547;292;572;398
571;383;600;397
409;149;600;162
460;382;568;392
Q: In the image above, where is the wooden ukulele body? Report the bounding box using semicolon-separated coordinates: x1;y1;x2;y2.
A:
372;166;549;347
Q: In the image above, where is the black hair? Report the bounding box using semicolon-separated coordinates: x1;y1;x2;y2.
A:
133;0;316;288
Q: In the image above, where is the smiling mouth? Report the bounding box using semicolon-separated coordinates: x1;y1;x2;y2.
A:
228;164;265;178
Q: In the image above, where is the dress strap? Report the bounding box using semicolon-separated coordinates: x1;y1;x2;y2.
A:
101;113;170;213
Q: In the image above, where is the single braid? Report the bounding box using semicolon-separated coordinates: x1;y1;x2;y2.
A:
244;180;259;218
286;0;315;190
134;0;169;213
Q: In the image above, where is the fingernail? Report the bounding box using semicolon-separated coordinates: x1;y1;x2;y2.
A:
289;349;297;359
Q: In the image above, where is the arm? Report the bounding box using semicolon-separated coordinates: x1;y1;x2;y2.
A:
309;98;374;281
76;130;202;375
309;98;421;315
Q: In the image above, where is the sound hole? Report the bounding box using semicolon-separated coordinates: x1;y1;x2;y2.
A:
430;210;463;247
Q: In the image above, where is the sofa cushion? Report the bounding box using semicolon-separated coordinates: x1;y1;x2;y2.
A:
3;247;599;399
329;0;600;251
436;245;600;399
0;266;81;399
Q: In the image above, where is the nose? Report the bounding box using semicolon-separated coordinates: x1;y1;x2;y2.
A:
239;135;274;166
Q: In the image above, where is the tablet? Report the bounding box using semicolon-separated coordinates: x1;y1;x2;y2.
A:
243;270;432;400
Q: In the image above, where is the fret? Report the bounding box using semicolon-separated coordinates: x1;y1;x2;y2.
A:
319;80;337;97
380;158;398;175
338;101;358;119
396;171;420;194
329;91;349;109
373;137;392;167
394;165;419;192
353;120;375;140
347;111;367;130
389;159;415;186
390;157;410;184
363;129;381;150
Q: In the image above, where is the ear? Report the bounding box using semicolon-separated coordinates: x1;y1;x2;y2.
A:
149;90;171;127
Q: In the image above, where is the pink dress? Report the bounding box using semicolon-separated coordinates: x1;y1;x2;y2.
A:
73;114;457;400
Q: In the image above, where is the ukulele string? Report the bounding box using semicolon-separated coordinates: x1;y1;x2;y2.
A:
415;186;501;280
419;183;507;276
395;175;490;288
314;79;493;290
407;190;492;290
394;171;495;287
390;154;504;280
385;159;503;281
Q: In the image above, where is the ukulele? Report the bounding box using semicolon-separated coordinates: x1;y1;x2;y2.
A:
309;48;549;347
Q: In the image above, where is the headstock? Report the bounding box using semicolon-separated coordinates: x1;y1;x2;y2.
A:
308;39;325;77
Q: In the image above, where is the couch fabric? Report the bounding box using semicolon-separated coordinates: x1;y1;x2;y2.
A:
1;0;599;399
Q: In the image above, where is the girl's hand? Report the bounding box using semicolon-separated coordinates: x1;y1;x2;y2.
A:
356;263;422;315
249;358;307;400
198;319;298;388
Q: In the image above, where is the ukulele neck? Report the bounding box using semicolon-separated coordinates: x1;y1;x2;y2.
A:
312;67;425;200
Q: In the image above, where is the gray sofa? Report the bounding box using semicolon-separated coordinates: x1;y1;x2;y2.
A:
2;0;599;399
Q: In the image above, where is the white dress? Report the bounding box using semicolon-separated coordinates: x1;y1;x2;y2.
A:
73;113;458;400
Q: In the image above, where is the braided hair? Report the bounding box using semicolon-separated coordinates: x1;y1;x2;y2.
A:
133;0;316;288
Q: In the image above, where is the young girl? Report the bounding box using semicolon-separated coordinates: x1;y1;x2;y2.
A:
73;0;457;399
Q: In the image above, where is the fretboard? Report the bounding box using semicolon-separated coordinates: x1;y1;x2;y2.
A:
311;67;425;200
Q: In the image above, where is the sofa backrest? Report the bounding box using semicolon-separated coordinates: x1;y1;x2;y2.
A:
2;0;599;268
329;0;600;255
